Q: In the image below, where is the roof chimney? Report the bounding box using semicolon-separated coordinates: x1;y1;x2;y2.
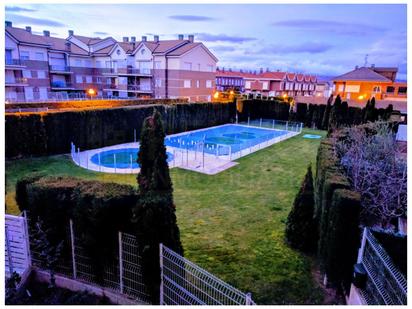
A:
25;26;32;33
188;34;194;43
154;35;159;42
123;37;129;42
68;30;74;36
43;30;50;37
131;36;136;42
65;42;71;51
5;21;12;27
178;34;184;40
142;36;147;42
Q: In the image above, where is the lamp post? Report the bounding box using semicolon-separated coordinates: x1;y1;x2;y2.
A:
87;88;96;100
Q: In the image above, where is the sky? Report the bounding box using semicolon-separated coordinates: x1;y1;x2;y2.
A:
5;3;408;80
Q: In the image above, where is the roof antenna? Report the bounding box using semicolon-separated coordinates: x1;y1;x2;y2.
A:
364;54;369;67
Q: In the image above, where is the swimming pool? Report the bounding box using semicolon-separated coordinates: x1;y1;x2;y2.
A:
165;124;290;155
90;147;174;169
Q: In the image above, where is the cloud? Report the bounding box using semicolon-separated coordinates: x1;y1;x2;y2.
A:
196;33;257;43
271;19;386;36
169;15;216;21
6;6;36;12
7;14;66;27
244;42;333;55
209;45;236;52
94;31;109;36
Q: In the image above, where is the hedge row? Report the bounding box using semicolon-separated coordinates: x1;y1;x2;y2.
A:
314;139;361;291
6;102;236;158
5;98;188;111
237;99;291;121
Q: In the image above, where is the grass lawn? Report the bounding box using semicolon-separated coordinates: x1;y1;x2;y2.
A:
6;128;326;304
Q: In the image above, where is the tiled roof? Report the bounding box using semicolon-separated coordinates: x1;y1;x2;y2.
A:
6;27;50;46
167;42;201;56
258;71;286;80
333;67;392;82
152;40;187;53
92;44;116;55
72;35;103;45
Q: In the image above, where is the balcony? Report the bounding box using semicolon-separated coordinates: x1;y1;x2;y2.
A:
5;77;29;87
127;84;152;93
101;68;119;76
51;81;74;90
49;65;72;74
5;58;25;69
118;68;152;76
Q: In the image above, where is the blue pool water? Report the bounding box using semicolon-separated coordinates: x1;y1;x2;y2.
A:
165;124;289;155
90;148;174;169
302;134;322;139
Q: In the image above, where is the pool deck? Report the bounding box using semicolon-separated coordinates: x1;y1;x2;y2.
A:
71;124;301;175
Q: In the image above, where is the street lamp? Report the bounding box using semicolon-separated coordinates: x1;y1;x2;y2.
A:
213;91;219;100
87;88;96;99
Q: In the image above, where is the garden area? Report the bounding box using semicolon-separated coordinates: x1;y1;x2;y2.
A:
6;128;327;304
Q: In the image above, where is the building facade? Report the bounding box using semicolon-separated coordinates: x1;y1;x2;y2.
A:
5;21;218;102
333;66;407;102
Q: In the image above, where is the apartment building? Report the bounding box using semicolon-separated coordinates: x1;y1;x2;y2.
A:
5;21;218;102
333;65;407;101
215;68;318;97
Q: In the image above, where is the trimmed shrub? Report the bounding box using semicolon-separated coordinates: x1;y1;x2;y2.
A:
285;165;317;252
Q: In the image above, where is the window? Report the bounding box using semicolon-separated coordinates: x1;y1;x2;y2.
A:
183;80;191;88
184;62;192;71
85;60;92;67
372;86;381;93
207;64;214;72
86;76;92;83
141;49;146;55
96;61;102;68
75;75;83;83
31;71;38;78
116;49;121;55
206;80;213;88
155;79;162;87
196;80;200;88
37;70;46;79
262;82;269;90
35;52;44;61
22;70;32;78
96;77;102;84
154;61;161;69
398;87;407;94
20;51;30;60
245;81;251;89
386;86;395;93
75;60;82;67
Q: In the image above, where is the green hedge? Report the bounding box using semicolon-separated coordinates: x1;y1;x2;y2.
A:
6;102;236;158
237;99;291;121
314;139;361;291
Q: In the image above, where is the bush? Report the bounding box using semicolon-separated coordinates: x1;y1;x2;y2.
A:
285;165;317;252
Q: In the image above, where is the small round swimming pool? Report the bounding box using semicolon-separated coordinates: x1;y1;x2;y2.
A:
90;147;174;169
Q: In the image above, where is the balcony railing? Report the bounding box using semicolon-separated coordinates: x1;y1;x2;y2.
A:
127;84;152;92
118;68;152;75
5;77;28;85
105;84;119;90
49;65;71;72
5;58;24;66
51;81;73;88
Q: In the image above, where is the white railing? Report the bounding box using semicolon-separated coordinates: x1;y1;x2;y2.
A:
160;244;256;305
240;117;303;133
357;228;407;305
5;214;31;277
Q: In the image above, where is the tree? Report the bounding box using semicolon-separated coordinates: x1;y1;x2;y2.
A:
340;101;349;126
363;97;377;123
384;104;394;120
285;165;317;252
321;94;333;130
327;95;342;133
132;110;183;304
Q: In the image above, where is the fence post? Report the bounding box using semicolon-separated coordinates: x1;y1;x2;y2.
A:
118;232;124;294
134;129;136;143
246;292;252;305
357;227;368;264
5;226;14;275
23;211;32;267
159;243;164;305
69;219;77;279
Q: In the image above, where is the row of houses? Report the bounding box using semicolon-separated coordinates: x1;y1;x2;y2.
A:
5;21;217;102
4;21;407;103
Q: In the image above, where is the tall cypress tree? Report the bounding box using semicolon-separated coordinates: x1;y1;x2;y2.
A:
328;94;342;133
285;165;317;252
321;94;333;130
133;110;183;304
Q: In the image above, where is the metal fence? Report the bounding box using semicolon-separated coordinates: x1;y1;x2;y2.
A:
239;117;303;133
358;228;407;305
160;244;256;305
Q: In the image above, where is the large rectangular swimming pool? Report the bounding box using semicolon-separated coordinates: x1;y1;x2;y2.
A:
165;124;291;156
